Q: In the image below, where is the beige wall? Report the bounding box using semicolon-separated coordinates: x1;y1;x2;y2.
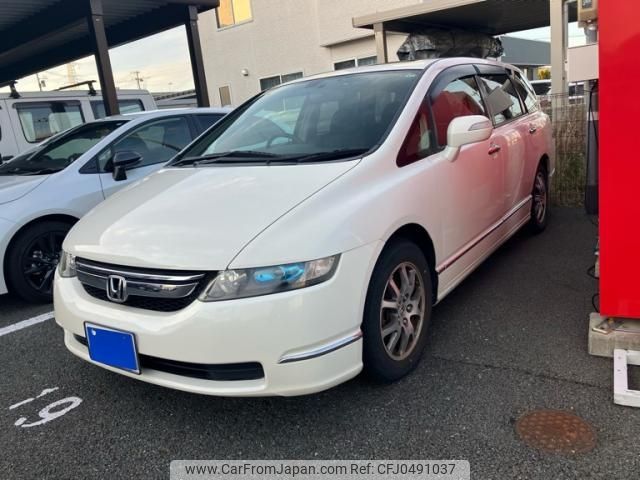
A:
199;0;420;106
315;0;418;46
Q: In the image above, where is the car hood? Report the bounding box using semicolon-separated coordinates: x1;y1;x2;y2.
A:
0;175;49;205
65;162;358;270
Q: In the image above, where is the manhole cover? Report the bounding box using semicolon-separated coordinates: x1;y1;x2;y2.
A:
515;410;596;454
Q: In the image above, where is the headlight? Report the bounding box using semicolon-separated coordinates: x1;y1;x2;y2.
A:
58;251;77;278
199;255;339;302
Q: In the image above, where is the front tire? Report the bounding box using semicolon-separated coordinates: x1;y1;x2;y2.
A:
362;240;433;383
6;221;72;303
529;163;549;233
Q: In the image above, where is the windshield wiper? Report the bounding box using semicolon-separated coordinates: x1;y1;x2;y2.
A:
285;149;369;164
173;148;367;168
173;151;281;167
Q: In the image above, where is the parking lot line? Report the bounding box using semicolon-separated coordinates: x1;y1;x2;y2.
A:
0;311;54;338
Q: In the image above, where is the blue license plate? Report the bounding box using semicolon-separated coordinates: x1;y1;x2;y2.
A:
84;323;140;374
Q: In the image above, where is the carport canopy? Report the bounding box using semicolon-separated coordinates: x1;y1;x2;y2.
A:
0;0;220;115
353;0;577;94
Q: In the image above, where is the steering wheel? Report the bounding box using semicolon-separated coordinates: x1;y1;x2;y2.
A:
67;153;82;163
266;133;300;148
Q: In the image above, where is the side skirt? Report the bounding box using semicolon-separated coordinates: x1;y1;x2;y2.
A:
435;196;532;303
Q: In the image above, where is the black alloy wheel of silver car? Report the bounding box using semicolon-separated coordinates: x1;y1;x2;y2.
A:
530;163;549;233
6;220;72;303
362;239;433;382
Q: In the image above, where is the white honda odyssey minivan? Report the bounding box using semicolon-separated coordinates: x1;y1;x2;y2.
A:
55;58;553;397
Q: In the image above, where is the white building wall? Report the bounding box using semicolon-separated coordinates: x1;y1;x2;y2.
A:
199;0;422;106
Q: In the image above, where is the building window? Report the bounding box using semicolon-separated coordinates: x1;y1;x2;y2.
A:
281;72;303;83
358;55;378;67
216;0;252;28
259;72;303;91
334;59;356;71
219;85;233;106
334;56;378;71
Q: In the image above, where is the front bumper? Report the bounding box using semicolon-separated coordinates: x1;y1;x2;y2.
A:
54;243;380;396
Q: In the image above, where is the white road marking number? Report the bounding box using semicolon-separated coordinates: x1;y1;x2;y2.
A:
8;387;82;428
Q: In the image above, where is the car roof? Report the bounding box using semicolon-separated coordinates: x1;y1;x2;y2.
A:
281;57;522;86
104;107;233;122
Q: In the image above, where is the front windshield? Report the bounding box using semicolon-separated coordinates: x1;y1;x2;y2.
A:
175;70;421;165
0;120;127;176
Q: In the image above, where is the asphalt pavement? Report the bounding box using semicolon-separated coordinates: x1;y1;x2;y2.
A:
1;207;639;480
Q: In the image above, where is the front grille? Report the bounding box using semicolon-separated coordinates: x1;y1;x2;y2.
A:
76;257;212;312
82;284;201;312
74;335;264;381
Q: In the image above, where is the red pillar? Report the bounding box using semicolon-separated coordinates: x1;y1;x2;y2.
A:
599;1;640;319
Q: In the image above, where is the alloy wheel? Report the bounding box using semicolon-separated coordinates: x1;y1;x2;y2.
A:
533;171;548;224
379;262;426;361
21;231;65;295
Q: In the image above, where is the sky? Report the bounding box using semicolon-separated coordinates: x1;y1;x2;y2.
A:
510;23;587;47
4;27;195;94
2;21;589;95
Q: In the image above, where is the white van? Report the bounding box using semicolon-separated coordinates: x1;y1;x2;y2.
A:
0;88;155;161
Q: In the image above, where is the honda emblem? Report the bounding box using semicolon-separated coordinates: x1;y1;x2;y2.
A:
106;275;128;303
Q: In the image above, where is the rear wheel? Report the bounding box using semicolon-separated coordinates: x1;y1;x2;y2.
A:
362;240;433;383
529;163;549;233
6;221;72;303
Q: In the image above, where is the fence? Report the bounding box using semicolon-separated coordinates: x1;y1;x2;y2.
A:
542;92;592;207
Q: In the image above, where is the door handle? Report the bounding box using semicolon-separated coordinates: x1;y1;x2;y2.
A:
529;126;538;134
488;144;501;155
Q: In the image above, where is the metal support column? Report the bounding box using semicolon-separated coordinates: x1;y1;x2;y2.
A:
88;0;119;116
550;0;568;95
374;22;389;65
185;5;210;107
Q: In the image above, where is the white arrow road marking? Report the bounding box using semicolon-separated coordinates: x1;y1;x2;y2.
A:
0;311;54;338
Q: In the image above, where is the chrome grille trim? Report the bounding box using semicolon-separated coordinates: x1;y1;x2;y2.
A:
76;258;207;302
77;270;199;299
75;259;205;282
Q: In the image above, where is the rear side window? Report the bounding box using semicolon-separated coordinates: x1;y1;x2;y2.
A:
429;76;486;147
16;102;84;143
91;99;144;119
194;114;225;134
513;74;539;112
478;74;524;125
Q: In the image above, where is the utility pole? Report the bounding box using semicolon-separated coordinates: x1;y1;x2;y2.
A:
66;63;78;85
131;70;144;89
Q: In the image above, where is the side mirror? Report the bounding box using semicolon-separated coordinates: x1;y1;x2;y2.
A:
444;115;493;162
112;151;142;181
